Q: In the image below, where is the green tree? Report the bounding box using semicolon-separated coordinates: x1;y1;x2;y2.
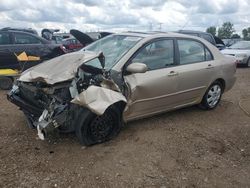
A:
242;28;250;40
242;29;248;40
231;34;240;39
206;26;216;36
217;22;235;39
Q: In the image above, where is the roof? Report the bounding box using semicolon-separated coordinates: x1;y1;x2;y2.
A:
178;30;212;35
1;27;38;35
116;31;196;39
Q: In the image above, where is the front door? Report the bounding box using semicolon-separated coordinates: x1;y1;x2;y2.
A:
124;39;180;120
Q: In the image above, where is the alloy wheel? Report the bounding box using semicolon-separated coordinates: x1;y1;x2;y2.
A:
206;84;222;108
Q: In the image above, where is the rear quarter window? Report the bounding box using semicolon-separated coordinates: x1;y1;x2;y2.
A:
178;39;213;64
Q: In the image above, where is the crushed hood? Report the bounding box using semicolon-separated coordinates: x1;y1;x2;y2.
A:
19;51;100;85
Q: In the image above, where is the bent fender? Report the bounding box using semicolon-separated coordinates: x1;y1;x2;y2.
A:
71;85;127;115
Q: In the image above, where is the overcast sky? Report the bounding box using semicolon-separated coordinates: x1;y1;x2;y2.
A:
0;0;250;34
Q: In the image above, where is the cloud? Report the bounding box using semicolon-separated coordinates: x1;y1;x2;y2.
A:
129;0;167;8
0;0;249;34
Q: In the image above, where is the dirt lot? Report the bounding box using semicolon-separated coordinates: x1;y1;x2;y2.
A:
0;68;250;188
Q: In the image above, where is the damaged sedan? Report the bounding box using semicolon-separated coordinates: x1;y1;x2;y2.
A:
8;32;237;145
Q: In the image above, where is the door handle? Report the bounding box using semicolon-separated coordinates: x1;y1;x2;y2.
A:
167;71;178;76
206;64;214;69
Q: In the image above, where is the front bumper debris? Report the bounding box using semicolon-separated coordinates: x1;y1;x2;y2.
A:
7;85;43;117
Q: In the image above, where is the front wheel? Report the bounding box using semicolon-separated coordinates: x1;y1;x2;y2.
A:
75;105;123;146
199;81;222;110
0;77;13;90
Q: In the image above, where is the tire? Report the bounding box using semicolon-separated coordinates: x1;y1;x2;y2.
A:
23;113;36;129
199;81;223;110
74;105;123;146
0;77;13;90
247;59;250;67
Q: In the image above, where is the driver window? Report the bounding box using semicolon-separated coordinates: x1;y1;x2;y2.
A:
132;39;174;70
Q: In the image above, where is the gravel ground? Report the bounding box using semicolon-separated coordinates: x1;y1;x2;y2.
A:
0;68;250;188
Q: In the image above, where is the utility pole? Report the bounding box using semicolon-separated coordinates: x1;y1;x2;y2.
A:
159;23;163;31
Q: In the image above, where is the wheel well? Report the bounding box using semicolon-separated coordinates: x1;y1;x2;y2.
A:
7;76;14;81
113;101;127;113
214;78;225;92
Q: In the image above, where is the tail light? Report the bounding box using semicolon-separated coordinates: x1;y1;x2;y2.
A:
59;45;67;53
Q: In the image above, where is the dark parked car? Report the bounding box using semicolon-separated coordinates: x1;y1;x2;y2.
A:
0;28;66;70
1;27;38;35
178;30;225;50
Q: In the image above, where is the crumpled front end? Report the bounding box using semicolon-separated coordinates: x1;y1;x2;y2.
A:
7;54;127;140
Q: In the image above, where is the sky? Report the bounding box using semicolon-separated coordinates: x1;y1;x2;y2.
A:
0;0;250;35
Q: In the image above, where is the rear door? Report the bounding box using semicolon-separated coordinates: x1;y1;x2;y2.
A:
0;32;18;69
12;32;47;58
124;38;180;120
173;39;215;106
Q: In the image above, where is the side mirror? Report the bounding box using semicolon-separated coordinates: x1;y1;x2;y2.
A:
126;63;148;74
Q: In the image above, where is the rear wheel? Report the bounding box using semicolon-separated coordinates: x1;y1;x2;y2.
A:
0;77;13;90
75;105;123;146
200;81;222;110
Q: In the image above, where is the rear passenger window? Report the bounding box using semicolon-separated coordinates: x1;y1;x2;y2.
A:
0;33;11;45
178;40;212;64
14;33;41;44
132;39;174;70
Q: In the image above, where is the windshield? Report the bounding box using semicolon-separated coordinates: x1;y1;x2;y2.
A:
83;35;142;69
229;41;250;49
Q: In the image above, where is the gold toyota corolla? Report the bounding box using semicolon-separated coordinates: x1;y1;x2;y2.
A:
8;32;237;145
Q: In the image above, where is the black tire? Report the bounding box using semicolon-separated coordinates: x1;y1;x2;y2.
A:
23;113;36;129
0;77;13;90
199;81;223;110
75;105;123;146
246;58;250;67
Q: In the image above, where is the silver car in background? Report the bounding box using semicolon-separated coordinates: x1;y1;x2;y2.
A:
221;41;250;67
8;32;237;145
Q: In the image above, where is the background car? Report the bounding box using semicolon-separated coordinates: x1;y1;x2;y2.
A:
0;28;66;70
70;29;113;47
1;27;38;35
8;32;236;146
221;41;250;67
62;37;83;52
178;30;226;50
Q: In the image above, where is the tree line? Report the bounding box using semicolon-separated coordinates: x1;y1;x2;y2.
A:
206;22;250;40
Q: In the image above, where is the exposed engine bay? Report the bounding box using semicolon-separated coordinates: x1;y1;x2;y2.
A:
8;56;127;141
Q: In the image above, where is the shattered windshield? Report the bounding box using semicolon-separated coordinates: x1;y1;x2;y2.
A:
229;41;250;49
83;35;142;69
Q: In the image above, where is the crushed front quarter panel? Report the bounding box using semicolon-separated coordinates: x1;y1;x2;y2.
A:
71;85;127;115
